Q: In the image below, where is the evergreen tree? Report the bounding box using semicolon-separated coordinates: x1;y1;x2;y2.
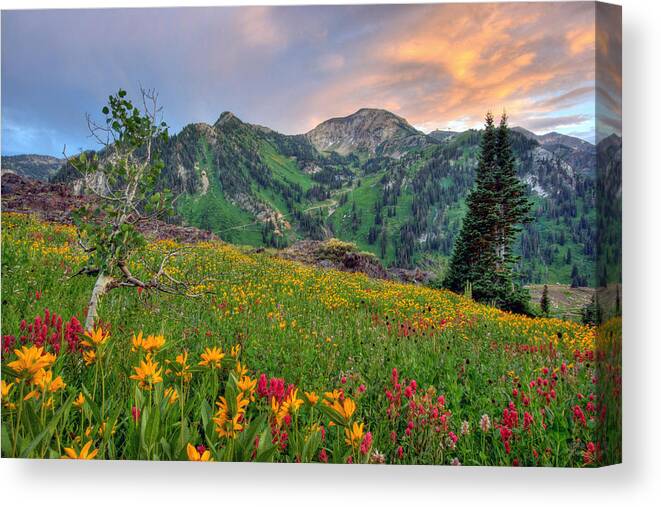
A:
570;264;581;288
494;113;534;275
540;284;550;316
379;226;388;258
582;292;603;325
443;112;533;313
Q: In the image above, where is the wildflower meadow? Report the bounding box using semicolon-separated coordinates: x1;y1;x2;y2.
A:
1;212;621;465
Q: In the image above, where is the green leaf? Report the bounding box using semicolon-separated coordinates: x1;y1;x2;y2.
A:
1;422;12;457
20;393;74;458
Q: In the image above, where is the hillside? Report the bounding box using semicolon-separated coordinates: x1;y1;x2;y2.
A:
0;211;621;465
46;108;610;286
1;154;64;180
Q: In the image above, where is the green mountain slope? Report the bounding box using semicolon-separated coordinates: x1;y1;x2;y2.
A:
51;108;607;286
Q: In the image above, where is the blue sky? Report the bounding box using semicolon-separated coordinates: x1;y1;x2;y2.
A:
1;3;620;156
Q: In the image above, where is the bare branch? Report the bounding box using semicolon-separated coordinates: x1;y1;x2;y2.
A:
68;266;100;280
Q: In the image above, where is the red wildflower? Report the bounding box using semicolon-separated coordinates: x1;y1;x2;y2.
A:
573;405;587;426
359;432;373;455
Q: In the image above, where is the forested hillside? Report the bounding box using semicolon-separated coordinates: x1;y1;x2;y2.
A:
49;108;610;286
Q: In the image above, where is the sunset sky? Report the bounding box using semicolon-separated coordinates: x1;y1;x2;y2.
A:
1;2;620;156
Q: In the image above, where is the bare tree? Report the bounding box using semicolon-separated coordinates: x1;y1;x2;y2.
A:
65;87;207;330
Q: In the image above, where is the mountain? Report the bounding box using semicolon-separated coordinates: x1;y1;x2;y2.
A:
512;127;596;176
427;130;460;142
1;154;64;181
151;111;358;247
46;109;606;286
595;133;622;286
305;108;432;158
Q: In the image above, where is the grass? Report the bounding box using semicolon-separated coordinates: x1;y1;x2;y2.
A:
176;138;264;246
1;212;621;465
259;141;315;192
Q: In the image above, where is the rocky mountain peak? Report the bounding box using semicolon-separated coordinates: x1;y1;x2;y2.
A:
214;111;240;128
304;108;427;157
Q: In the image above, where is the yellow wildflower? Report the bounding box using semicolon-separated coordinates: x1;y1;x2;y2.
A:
199;347;225;368
129;356;163;390
304;391;319;405
164;386;179;405
186;443;212;462
143;334;166;352
237;375;257;401
131;331;144;352
98;421;117;437
166;350;192;382
1;380;16;409
1;380;13;398
213;393;249;438
230;343;241;358
73;392;86;409
323;389;342;403
176;351;189;367
7;345;55;379
325;397;356;422
235;361;248;378
61;440;98;460
81;327;109;348
32;368;66;393
22;389;38;401
344;421;365;448
132;332;166;353
282;388;303;414
82;349;97;366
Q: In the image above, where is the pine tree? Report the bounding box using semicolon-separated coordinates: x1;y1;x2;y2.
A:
582;292;603;325
540;284;550;316
494;113;533;276
443;112;533;313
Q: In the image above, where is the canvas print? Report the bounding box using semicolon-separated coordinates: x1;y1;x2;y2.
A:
0;2;621;466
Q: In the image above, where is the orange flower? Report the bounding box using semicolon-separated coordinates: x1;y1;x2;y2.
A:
82;349;97;366
213;393;249;438
304;391;319;405
187;443;212;461
61;440;98;460
237;375;257;401
81;327;109;348
344;421;365;448
326;397;356;422
199;347;225;368
129;357;163;390
7;345;55;379
132;331;166;353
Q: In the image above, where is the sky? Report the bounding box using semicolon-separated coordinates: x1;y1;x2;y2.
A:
1;2;621;156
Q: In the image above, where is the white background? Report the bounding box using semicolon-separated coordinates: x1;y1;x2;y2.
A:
1;1;659;506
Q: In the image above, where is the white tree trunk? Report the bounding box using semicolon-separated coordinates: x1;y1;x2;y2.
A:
84;272;114;331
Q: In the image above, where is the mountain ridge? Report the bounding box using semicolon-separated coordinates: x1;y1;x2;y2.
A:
9;108;618;286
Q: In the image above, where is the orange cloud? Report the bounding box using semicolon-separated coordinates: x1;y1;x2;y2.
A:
566;26;596;56
296;2;601;138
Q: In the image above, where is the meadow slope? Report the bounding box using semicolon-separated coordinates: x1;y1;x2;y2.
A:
1;212;620;465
